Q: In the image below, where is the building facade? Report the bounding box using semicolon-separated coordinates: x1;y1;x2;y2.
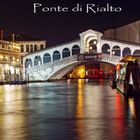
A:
0;40;21;81
18;40;47;65
104;20;140;44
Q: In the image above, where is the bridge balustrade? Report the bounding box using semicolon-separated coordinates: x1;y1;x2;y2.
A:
26;55;78;72
101;53;121;62
26;53;121;73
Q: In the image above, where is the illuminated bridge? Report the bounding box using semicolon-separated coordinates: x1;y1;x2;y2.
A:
23;29;140;81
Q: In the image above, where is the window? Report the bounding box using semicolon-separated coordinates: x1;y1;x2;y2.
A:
62;48;70;58
72;45;80;55
25;59;32;68
26;45;29;52
53;51;61;61
21;45;24;52
30;45;33;52
122;48;131;57
34;44;37;51
43;53;51;63
40;44;44;50
102;44;110;54
34;56;42;66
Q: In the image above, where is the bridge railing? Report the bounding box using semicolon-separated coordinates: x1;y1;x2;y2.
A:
101;53;121;62
26;55;78;71
26;53;121;72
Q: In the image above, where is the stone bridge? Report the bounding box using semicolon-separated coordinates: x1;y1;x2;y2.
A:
23;29;140;81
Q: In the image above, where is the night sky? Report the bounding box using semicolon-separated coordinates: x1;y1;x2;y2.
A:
0;0;140;46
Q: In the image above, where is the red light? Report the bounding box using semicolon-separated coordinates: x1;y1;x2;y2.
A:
116;64;120;70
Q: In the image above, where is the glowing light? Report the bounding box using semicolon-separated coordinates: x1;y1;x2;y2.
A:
0;55;3;59
38;61;41;65
5;64;9;71
93;40;97;44
13;57;15;61
28;64;31;68
5;56;8;60
69;74;72;78
10;66;14;74
89;46;92;50
112;51;115;55
116;64;120;70
78;69;85;78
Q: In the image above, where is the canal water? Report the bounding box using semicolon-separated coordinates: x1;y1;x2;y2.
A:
0;79;140;140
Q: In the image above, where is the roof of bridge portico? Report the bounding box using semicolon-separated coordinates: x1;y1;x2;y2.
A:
79;29;103;38
101;37;140;47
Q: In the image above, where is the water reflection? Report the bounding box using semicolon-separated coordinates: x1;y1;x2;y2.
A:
112;94;125;140
76;79;85;140
128;98;136;119
0;81;140;140
0;85;28;140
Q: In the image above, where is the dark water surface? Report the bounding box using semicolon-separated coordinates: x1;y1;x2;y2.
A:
0;79;140;140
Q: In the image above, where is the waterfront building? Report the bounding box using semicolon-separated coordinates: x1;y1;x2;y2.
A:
104;20;140;44
17;40;47;65
0;39;21;81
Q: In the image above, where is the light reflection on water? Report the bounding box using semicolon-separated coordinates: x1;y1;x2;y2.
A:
0;80;140;140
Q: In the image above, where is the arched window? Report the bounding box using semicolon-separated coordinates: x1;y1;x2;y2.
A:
53;50;61;61
34;56;42;66
43;53;51;63
40;44;44;50
133;50;140;55
25;59;32;68
34;44;37;52
26;44;29;52
20;44;24;52
112;45;121;56
72;45;80;55
89;39;97;53
122;47;131;57
30;44;33;52
62;48;70;58
102;44;110;54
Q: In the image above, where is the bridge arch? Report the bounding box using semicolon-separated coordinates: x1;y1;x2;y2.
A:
88;39;97;53
53;50;61;61
62;48;70;58
112;45;121;56
25;58;33;68
133;50;140;55
34;56;42;66
102;44;110;54
72;45;80;55
122;47;131;57
43;53;51;63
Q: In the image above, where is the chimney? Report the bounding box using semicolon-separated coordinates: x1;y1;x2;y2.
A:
0;30;4;40
12;33;15;42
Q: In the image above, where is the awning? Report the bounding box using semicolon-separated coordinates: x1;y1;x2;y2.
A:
120;55;140;62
